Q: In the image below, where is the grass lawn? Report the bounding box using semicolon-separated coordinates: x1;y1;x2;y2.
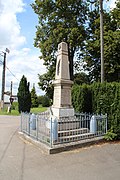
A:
30;106;47;114
0;110;20;116
0;105;47;116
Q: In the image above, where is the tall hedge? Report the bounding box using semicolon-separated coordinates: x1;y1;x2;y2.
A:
72;82;120;137
72;84;92;113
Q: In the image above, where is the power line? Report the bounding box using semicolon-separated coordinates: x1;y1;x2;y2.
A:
0;55;19;81
6;66;19;81
1;51;6;109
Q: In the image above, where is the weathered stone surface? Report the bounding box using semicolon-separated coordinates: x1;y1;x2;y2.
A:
52;107;74;118
52;42;74;118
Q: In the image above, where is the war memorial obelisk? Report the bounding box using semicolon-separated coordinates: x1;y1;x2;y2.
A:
52;42;74;118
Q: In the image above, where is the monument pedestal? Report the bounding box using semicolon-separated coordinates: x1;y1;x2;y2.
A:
52;107;74;118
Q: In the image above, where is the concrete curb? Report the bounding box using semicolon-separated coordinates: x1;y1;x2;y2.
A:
18;132;51;154
18;131;105;154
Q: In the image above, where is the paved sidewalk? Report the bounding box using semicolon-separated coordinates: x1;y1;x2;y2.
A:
0;115;120;180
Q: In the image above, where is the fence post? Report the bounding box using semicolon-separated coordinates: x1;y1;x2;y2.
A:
90;115;97;133
106;113;107;133
36;115;38;140
50;118;52;148
28;113;30;136
21;113;22;132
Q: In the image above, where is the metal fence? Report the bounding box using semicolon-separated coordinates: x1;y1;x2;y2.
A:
21;112;51;146
20;112;107;148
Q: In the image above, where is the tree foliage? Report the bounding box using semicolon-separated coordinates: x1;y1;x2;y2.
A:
31;86;39;108
38;71;54;100
74;72;90;85
32;0;120;96
37;95;51;107
41;95;51;107
32;0;88;65
31;0;89;94
82;0;120;82
17;75;31;113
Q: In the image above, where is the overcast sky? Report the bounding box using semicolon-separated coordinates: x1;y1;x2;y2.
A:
0;0;117;101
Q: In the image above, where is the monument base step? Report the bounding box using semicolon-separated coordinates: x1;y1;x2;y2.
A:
58;128;89;136
58;132;94;143
58;121;88;131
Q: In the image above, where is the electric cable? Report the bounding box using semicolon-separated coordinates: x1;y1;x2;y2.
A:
6;66;19;81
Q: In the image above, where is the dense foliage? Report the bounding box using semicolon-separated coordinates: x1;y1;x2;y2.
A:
31;0;88;72
41;95;51;107
83;0;120;82
38;71;54;100
72;82;120;138
31;0;89;96
17;75;31;113
38;95;51;107
32;1;120;96
74;72;90;85
72;84;92;113
31;86;39;108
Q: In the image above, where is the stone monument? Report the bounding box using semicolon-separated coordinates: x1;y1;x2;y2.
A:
52;42;74;118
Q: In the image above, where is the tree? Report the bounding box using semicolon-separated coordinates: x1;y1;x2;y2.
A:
37;95;44;105
31;85;39;108
31;0;89;91
104;0;120;82
41;95;50;107
38;68;54;100
82;0;120;82
37;95;51;107
74;72;90;85
17;75;31;113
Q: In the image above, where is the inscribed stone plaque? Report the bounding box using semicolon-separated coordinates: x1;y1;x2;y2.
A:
61;88;71;106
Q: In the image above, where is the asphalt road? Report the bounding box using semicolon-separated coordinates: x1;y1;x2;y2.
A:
0;115;120;180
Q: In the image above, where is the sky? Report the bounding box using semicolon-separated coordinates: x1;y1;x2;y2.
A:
0;0;47;101
0;0;117;102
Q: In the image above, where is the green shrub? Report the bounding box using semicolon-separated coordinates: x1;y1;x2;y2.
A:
72;82;120;139
37;96;43;105
11;102;18;110
72;84;92;113
42;96;50;107
104;129;118;141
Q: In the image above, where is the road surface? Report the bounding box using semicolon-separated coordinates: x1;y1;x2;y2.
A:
0;115;120;180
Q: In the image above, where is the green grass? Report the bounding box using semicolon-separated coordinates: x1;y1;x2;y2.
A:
0;105;47;116
30;106;47;114
0;109;19;116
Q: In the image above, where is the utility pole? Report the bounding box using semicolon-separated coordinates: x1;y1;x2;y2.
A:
100;0;104;83
10;81;13;97
1;52;6;109
8;81;13;113
1;48;10;110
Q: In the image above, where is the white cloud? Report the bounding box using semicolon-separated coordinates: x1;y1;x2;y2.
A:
5;48;46;95
0;48;46;102
0;0;47;102
0;0;26;50
0;0;25;14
